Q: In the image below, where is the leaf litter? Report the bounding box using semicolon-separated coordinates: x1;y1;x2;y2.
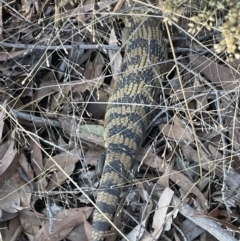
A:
0;0;240;241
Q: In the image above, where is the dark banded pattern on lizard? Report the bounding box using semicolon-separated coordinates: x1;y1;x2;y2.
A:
92;10;167;241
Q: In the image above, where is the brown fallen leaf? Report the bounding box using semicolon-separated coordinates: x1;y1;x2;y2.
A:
0;181;21;213
159;115;194;142
160;122;193;141
0;50;26;61
93;54;105;84
43;148;81;191
179;143;220;175
20;209;45;226
0;130;21;188
30;136;44;177
66;221;89;241
3;216;21;241
157;159;172;187
0;141;9;160
18;153;34;182
168;168;208;209
208;143;223;161
137;147;165;170
33;207;93;241
0;209;18;222
10;172;31;208
34;78;58;104
189;55;240;91
66;224;88;241
20;209;46;237
84;150;103;167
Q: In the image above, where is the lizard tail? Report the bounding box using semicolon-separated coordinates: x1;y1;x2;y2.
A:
92;106;147;241
92;12;167;241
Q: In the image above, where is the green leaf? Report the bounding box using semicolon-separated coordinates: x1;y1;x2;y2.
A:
79;125;104;137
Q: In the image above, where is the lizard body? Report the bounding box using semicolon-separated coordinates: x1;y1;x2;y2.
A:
92;10;167;241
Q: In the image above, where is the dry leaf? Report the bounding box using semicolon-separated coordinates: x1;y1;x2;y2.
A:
20;209;45;237
189;55;240;91
33;207;93;241
0;181;21;213
10;172;32;208
141;188;174;241
30;137;44;177
43;148;81;191
0;130;19;188
109;27;122;77
159;123;194;142
159;115;194;142
66;224;88;241
19;153;34;181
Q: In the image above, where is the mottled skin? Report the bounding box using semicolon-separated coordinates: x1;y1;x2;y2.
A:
92;10;167;241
